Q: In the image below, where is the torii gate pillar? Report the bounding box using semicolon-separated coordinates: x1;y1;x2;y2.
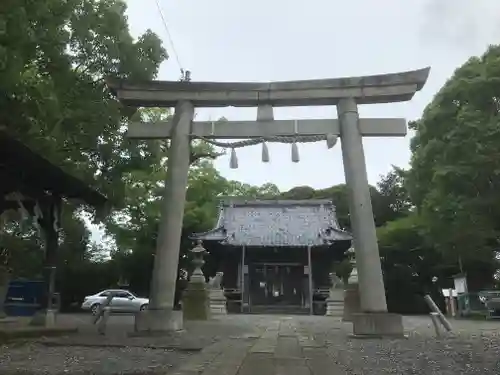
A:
338;97;387;311
141;100;194;332
338;98;404;337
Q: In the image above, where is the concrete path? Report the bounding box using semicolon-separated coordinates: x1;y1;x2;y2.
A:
171;317;339;375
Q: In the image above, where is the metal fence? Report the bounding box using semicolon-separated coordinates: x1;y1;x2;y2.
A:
456;292;500;318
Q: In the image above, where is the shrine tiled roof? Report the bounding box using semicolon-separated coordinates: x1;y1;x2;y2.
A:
190;199;352;247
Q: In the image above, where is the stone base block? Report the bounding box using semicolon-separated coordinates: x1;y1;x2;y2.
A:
351;312;405;338
209;289;227;315
343;285;361;322
134;308;183;333
210;300;227;315
183;282;210;321
326;288;344;317
29;309;57;327
0;317;18;325
325;300;344;317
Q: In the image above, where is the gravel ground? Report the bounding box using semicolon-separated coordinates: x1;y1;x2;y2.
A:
2;314;500;374
300;316;500;374
0;314;268;375
0;343;193;374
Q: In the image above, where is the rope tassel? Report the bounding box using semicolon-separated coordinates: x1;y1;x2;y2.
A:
326;134;338;149
261;142;270;162
230;148;238;169
291;142;300;163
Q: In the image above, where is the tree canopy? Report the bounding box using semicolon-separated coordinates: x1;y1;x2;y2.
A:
407;45;500;289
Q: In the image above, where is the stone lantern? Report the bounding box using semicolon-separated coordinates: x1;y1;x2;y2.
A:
347;247;358;285
343;246;361;322
182;240;210;321
189;240;208;283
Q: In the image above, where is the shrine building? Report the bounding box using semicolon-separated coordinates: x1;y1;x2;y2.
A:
191;199;352;314
0;130;107;322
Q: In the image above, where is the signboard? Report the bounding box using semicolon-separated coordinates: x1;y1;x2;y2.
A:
304;266;310;275
441;289;458;297
453;274;468;294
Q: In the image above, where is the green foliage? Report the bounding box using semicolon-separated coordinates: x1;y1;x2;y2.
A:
0;0;167;308
331;258;353;285
407;45;500;289
377;214;447;313
1;0;167;206
374;167;412;224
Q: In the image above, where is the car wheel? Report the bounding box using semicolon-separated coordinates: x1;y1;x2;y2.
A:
91;303;101;315
140;304;148;311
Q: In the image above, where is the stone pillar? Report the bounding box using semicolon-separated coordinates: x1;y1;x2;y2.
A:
338;98;403;337
338;98;387;312
143;100;194;331
31;201;60;328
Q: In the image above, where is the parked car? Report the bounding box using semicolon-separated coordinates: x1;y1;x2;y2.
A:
81;289;149;315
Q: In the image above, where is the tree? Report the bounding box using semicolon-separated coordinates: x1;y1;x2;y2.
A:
377;214;448;313
374;166;413;225
0;0;167;307
407;45;500;289
1;0;167;204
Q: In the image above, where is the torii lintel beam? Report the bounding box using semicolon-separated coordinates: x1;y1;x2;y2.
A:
126;118;407;139
107;67;430;108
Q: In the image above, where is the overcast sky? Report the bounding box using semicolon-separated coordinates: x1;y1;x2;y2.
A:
88;1;500;245
122;0;500;191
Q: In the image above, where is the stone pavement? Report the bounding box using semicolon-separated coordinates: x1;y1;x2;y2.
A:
171;315;500;375
171;317;345;375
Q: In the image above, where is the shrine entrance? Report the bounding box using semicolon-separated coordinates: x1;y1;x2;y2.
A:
108;66;430;336
250;263;303;306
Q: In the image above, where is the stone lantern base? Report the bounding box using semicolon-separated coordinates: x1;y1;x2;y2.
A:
325;288;344;317
343;284;361;322
209;289;227;315
182;280;210;321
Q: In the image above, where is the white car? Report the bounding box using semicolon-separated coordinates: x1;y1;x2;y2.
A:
81;289;149;315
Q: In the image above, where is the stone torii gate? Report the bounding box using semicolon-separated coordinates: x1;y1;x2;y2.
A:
108;67;430;337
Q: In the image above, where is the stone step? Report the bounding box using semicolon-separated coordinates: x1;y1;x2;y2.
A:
248;305;310;315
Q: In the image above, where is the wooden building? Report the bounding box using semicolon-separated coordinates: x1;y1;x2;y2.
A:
0;130;107;321
191;199;352;314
